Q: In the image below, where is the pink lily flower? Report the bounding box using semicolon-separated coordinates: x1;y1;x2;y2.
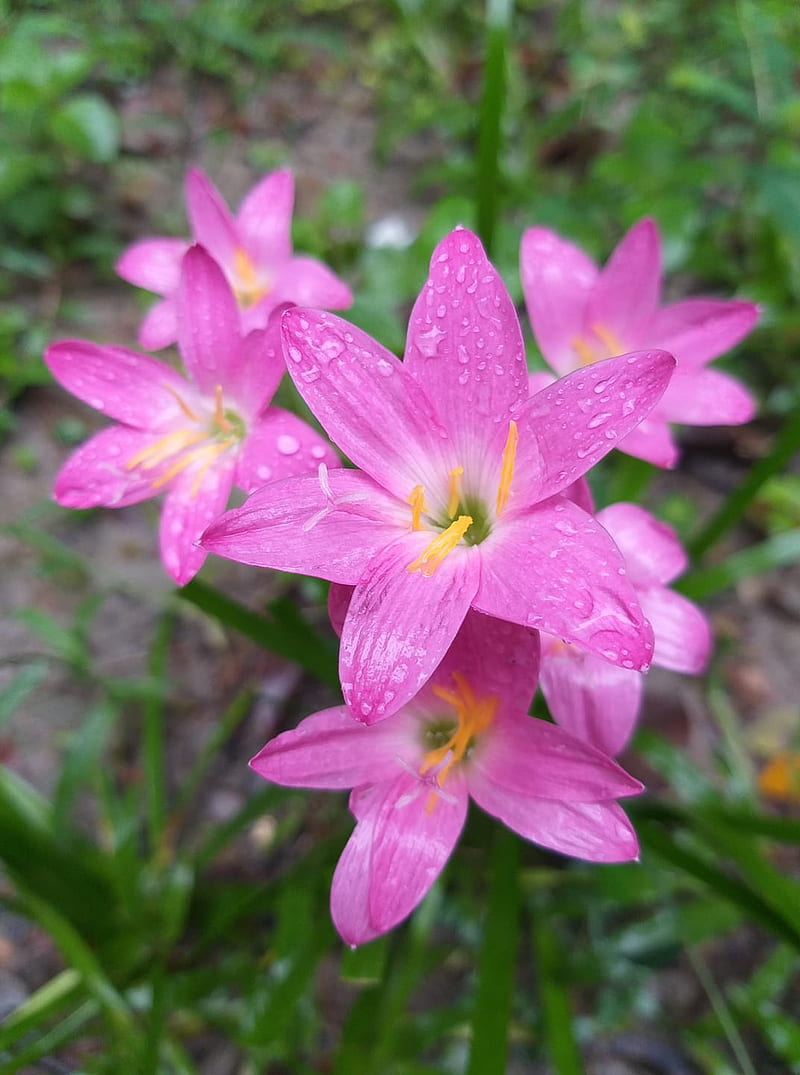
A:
250;611;642;945
520;218;758;467
116;168;353;351
203;227;676;722
541;501;711;756
46;246;338;585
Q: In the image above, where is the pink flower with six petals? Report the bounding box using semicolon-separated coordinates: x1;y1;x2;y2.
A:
46;246;338;584
116;168;353;351
520;218;758;467
203;227;676;722
251;610;642;945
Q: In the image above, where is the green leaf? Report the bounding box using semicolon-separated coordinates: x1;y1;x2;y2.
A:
50;93;120;163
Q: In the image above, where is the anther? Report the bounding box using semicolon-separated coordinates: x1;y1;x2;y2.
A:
406;515;472;576
496;420;518;516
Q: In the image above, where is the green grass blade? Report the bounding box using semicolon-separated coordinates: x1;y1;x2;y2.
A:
0;969;82;1050
678;529;800;600
531;905;583;1075
476;0;512;254
144;610;173;855
0;999;98;1075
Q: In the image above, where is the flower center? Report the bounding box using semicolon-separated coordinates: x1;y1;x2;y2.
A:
405;419;518;576
571;322;626;366
231;247;271;308
125;383;244;496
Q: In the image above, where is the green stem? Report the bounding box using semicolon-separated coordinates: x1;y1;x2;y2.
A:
476;0;513;255
532;906;583;1074
144;611;173;857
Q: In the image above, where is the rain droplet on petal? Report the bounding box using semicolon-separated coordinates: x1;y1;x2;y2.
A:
277;434;300;455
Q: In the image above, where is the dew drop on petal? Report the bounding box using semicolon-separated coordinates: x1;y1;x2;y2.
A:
587;412;612;429
277;434;300;456
257;465;272;481
310;445;326;460
593;379;609;394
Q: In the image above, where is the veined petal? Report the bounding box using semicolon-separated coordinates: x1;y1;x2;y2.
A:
160;456;236;585
138;298;179;351
648;298;759;368
235;407;338;494
520;227;598;375
587;218;661;340
405;228;528;433
330;798;380;946
185;168;239;267
340;534;481;723
281;308;450;498
474;498;655;671
249;706;413;789
177;245;242;394
639;587;712;674
53;426;161;508
512;350;676;502
539;639;643;757
271;256;353;310
471;710;643;801
236;168;294;265
115;238;188;293
201;468;405;584
615;413;679;468
597;503;687;586
45;340;195;430
659;367;756;426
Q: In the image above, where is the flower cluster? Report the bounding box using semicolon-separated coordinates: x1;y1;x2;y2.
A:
46;170;757;944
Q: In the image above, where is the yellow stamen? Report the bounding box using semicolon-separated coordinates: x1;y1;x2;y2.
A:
150;442;225;490
163;382;200;422
406;515;472;576
233;247;269;307
407;484;428;531
447;466;464;519
591;322;625;357
213;384;232;433
421;671;497;788
126;429;206;472
189;440;236;496
571;335;596;365
495;420;518;516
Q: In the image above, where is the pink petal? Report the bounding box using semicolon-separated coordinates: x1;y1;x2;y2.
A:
471;710;643;801
528;369;556;395
474;498;655;671
520;227;598;375
115;238;188;294
638;587;712;674
236;169;294;265
563;476;595;514
138;298;179;351
659;367;756;426
539;639;643;756
597;503;687;586
340;534;481;723
225;316;287;420
201;468;404;584
249;706;413;789
330;798;380;946
271;256;353;310
185;168;239;268
328;583;353;638
512;350;676;502
648;298;759;368
53;426;161;508
587;219;661;340
176;245;242;395
615;413;679;468
45;340;194;429
159;456;236;584
235;408;338;494
405;228;528;433
281;308;450;500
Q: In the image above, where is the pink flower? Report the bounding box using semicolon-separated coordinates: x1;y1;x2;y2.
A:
251;611;642;945
203;227;676;722
116;168;353;350
46;246;338;584
520;218;758;467
541;501;711;756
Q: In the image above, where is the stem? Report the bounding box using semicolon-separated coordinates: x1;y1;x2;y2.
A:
476;0;513;255
532;906;583;1074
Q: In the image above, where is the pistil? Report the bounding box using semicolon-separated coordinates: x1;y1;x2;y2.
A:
420;671;497;788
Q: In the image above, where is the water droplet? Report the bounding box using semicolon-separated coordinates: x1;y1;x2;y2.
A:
310;445;326;459
587;412;612;429
287;346;303;363
320;338;345;361
436;303;447;318
593;379;609;394
277;434;300;455
458;370;469;385
376;359;393;377
257;465;272;480
457;346;469;365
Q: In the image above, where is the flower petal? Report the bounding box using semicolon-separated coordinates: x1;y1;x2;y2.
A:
53;426;161;508
138;298;179;351
340;535;481;722
474;498;655;671
539;639;643;756
185;168;238;267
471;710;643;801
587;218;661;340
660;367;756;426
405;228;528;434
328;583;353;638
45;340;194;429
159;456;236;584
281;308;450;499
249;706;413;789
648;298;759;368
615;413;679;468
330;798;380;946
176;245;243;394
235;407;338;494
115;238;188;293
512;350;676;502
236;168;294;265
638;587;712;674
520;227;598;375
271;255;353;310
597;503;687;586
201;468;404;584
